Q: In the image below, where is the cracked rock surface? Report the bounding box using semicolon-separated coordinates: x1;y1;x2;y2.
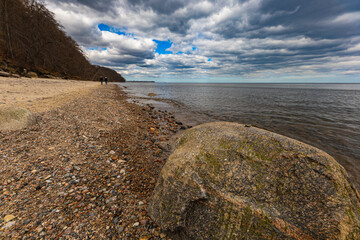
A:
149;122;360;240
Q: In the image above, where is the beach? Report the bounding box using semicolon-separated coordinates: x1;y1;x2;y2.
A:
0;78;99;113
0;77;179;239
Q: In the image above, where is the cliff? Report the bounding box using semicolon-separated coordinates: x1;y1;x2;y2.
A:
0;0;125;82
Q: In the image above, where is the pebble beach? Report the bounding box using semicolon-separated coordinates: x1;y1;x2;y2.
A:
0;77;182;239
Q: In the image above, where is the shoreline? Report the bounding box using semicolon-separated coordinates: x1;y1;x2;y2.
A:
120;82;360;192
0;81;181;239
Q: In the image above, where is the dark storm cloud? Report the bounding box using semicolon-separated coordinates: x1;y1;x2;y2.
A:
127;0;188;14
214;0;360;40
52;0;117;12
45;0;360;80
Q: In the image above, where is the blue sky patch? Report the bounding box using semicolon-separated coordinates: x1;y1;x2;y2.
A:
98;23;130;36
89;47;107;51
208;58;212;61
153;40;173;54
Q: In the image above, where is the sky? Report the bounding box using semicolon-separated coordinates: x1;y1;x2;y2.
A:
44;0;360;82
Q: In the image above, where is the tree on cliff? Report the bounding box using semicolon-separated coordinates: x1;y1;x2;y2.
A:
0;0;125;82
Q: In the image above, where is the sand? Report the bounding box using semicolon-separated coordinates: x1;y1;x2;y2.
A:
0;82;183;238
0;77;99;113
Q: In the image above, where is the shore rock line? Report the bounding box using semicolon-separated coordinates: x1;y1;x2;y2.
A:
148;122;360;239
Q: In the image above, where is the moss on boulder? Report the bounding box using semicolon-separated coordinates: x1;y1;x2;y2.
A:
0;106;34;131
148;122;360;240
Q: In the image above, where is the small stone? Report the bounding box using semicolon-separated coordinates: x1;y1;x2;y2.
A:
4;215;15;222
73;166;80;171
140;219;147;225
44;175;52;180
139;201;144;206
3;221;16;229
160;233;166;238
140;233;152;240
109;150;115;155
120;169;126;174
133;222;140;227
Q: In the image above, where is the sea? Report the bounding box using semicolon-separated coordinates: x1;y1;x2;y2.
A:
118;82;360;191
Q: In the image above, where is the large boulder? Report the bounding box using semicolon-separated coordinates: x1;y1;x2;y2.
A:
148;122;360;240
0;107;34;131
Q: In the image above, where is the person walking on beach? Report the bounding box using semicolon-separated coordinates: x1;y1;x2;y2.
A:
100;76;103;85
105;77;108;85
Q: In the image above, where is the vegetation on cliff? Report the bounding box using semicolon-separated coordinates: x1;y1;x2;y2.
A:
0;0;125;81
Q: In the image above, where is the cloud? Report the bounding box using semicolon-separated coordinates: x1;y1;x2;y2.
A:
46;0;118;12
44;0;360;82
333;11;360;24
85;31;156;65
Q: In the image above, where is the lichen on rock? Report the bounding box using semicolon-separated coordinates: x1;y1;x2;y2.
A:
148;122;360;240
0;106;34;131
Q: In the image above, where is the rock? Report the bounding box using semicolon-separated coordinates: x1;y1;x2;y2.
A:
4;215;15;222
148;122;360;240
109;150;116;155
140;233;152;240
148;93;158;97
133;222;140;227
26;71;38;78
43;74;56;78
2;221;16;229
0;106;34;131
11;74;20;78
0;71;11;77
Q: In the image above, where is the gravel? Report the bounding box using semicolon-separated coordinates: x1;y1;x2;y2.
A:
0;84;182;239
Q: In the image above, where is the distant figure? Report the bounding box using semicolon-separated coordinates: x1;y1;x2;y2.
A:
100;76;103;85
105;77;108;85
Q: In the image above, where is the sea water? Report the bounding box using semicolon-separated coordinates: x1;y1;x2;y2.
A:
118;82;360;190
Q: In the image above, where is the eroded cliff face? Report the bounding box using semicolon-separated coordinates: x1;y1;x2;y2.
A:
148;122;360;240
